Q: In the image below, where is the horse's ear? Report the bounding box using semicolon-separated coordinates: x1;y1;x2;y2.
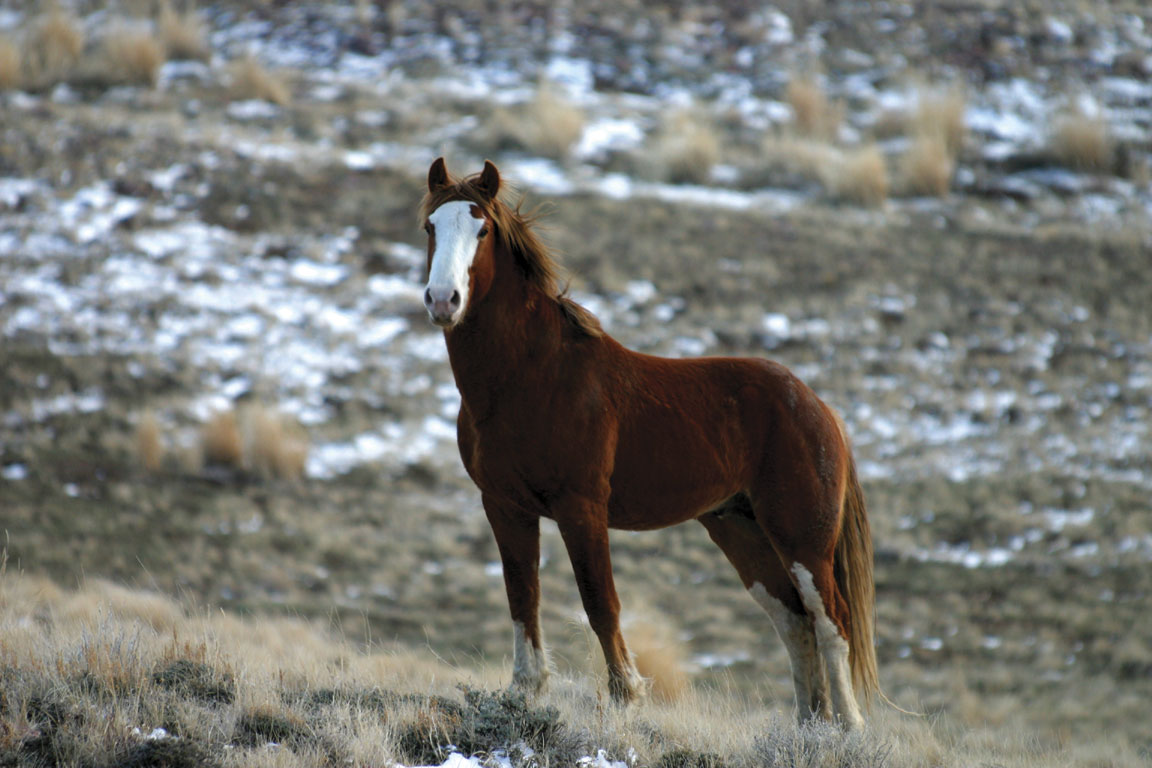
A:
428;157;449;191
476;160;500;200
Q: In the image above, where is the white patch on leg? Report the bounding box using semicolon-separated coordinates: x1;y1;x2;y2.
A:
790;565;865;730
749;583;828;722
512;621;549;694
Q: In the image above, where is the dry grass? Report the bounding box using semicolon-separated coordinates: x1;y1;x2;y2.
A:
0;37;21;90
1050;111;1112;173
786;75;841;140
911;86;967;156
100;25;166;87
135;410;164;473
653;108;720;184
21;8;85;87
242;405;309;481
158;1;210;62
0;574;1144;768
900;134;954;197
490;83;586;160
626;615;689;703
200;410;243;468
228;55;291;106
825;145;889;207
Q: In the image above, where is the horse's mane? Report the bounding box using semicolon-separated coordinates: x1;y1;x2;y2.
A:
419;172;604;338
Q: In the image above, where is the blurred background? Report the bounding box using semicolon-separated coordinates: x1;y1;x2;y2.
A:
1;0;1150;764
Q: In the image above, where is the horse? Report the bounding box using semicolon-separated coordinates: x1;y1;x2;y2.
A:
418;157;878;729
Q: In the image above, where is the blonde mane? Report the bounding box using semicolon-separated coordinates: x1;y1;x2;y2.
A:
419;172;603;338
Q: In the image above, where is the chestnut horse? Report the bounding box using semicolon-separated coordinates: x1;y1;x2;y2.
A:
419;158;878;729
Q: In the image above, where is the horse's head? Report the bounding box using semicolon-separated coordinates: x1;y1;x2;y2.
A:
421;157;500;329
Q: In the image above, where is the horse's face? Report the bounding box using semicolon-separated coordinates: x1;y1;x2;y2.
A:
423;159;500;329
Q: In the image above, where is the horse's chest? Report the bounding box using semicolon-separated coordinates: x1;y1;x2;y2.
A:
459;406;606;509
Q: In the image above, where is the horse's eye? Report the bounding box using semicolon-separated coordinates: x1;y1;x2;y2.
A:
478;226;489;239
424;222;433;235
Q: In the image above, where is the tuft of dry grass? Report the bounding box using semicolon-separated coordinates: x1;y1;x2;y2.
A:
21;8;85;87
911;86;967;156
228;55;291;106
1050;111;1112;173
825;145;889;207
900;134;954;197
242;405;309;481
135;410;164;473
786;75;841;140
653;108;720;184
0;37;21;90
158;1;210;62
101;25;166;87
628;617;689;703
200;409;243;468
487;82;585;160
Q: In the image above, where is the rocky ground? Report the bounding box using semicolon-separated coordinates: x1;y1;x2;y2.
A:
2;1;1151;764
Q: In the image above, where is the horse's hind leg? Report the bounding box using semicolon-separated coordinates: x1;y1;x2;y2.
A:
484;495;549;694
698;499;830;722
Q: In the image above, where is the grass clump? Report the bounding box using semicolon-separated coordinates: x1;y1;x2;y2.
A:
227;55;291;106
21;8;85;88
397;687;580;766
158;2;209;62
1050;110;1112;173
0;37;20;90
152;659;235;705
900;134;954;197
825;145;889;207
786;75;840;140
233;704;313;748
100;25;166;88
753;716;894;768
653;108;721;185
489;82;586;161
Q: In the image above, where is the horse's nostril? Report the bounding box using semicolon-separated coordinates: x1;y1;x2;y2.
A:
424;288;433;306
449;290;461;308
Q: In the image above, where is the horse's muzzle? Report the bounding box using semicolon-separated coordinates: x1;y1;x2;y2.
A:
425;286;461;327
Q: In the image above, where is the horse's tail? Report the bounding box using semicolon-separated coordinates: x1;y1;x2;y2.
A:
833;436;880;709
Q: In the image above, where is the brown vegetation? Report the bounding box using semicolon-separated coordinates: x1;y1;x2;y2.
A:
911;85;967;156
0;37;20;90
200;410;243;467
21;9;85;88
242;405;309;481
1050;111;1112;172
100;25;166;87
158;1;210;62
489;82;586;160
228;55;291;105
653;108;720;184
135;410;164;473
900;134;954;197
826;145;889;207
786;75;840;140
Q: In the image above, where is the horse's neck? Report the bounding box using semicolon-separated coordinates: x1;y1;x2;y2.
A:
445;278;565;413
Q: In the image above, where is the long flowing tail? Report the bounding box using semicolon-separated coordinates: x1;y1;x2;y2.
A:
834;453;880;708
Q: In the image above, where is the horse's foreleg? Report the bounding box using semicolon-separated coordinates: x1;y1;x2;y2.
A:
555;505;645;703
698;509;831;723
484;496;549;695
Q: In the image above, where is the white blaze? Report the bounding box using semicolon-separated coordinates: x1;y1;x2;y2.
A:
426;201;484;317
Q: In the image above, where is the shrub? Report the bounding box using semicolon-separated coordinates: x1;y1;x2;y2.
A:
786;75;840;140
22;9;84;87
489;83;586;160
0;37;20;90
655;108;721;184
911;86;967;156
